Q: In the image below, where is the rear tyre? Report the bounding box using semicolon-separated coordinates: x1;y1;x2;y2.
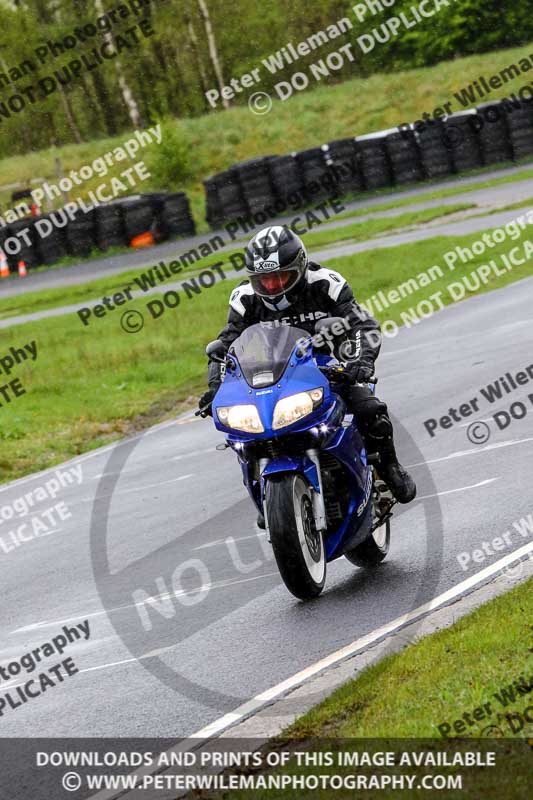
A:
345;516;390;568
266;474;326;600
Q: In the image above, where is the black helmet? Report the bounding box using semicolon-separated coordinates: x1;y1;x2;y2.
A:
245;226;308;308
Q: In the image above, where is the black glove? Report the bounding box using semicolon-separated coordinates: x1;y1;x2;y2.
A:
346;363;375;384
198;389;215;417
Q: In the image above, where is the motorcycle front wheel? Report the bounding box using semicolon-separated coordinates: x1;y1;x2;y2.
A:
265;474;326;600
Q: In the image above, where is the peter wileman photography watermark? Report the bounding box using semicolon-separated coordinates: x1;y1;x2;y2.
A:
398;51;533;140
0;0;168;123
456;511;533;573
0;126;161;261
437;667;533;738
0;463;83;555
0;340;38;411
209;1;460;111
423;362;533;440
0;621;90;719
75;197;347;329
358;210;533;341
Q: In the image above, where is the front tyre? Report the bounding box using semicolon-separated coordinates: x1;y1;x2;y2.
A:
266;474;326;600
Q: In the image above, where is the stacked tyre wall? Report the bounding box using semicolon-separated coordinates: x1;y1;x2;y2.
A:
0;192;195;272
204;98;531;228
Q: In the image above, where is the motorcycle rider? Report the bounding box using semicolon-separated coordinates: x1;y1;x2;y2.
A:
199;226;416;507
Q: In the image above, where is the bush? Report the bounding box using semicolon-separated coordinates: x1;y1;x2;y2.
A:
146;121;193;189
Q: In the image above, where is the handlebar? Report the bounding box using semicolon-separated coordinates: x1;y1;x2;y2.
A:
319;366;378;385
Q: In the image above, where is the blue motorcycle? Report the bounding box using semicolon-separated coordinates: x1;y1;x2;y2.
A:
201;320;395;600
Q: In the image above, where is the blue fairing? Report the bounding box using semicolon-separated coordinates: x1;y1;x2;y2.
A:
212;326;374;561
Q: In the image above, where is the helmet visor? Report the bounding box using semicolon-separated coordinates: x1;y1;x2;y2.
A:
250;269;300;298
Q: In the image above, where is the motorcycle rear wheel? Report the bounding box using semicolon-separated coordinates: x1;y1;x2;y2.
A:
345;517;390;567
266;474;326;600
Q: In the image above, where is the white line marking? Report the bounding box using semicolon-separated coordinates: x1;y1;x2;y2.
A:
407;435;533;468
10;571;279;634
79;474;194;503
84;540;533;800
190;540;533;739
194;530;267;551
0;413;194;496
172;448;216;461
415;477;497;501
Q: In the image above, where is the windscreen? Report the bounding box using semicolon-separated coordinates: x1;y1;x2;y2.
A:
230;323;309;388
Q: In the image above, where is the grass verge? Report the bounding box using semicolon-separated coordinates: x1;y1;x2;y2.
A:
335;164;533;223
0;203;473;321
202;579;532;800
286;577;533;739
1;218;532;484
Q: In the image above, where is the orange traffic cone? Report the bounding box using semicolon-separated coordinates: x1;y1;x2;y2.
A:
0;252;9;279
18;260;28;278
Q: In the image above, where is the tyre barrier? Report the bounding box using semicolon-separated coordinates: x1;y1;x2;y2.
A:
268;154;306;207
35;215;69;265
236;157;276;216
205;95;533;228
0;192;196;274
206;168;249;226
95;202;127;251
476;101;513;165
385;129;424;185
204;176;226;229
4;219;41;271
157;192;196;238
415;121;453;180
355;132;393;190
506;102;533;160
295;146;337;201
66;208;96;258
121;195;157;243
446;111;484;173
325;138;364;194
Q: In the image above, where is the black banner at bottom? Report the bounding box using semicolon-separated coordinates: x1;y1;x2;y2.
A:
0;737;530;799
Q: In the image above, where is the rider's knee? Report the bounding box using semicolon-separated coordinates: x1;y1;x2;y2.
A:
352;395;388;424
369;413;393;439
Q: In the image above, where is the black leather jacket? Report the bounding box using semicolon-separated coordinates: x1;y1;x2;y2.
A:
208;261;381;389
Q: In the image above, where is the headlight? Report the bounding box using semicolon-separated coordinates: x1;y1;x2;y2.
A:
272;388;324;430
216;404;264;433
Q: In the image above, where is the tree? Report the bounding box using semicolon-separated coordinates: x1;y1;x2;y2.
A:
94;0;143;128
196;0;230;108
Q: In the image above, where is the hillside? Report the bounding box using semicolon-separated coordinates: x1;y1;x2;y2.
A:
2;43;533;230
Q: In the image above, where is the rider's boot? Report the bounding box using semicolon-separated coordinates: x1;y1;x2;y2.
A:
377;437;417;504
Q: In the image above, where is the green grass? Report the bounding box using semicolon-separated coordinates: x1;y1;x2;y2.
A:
207;579;532;800
286;578;533;739
334;165;533;224
0;248;243;320
1;216;532;484
0;203;472;321
299;203;474;249
486;195;533;214
3;42;533;231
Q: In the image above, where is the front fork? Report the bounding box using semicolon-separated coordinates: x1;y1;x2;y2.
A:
259;449;328;534
305;448;327;531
